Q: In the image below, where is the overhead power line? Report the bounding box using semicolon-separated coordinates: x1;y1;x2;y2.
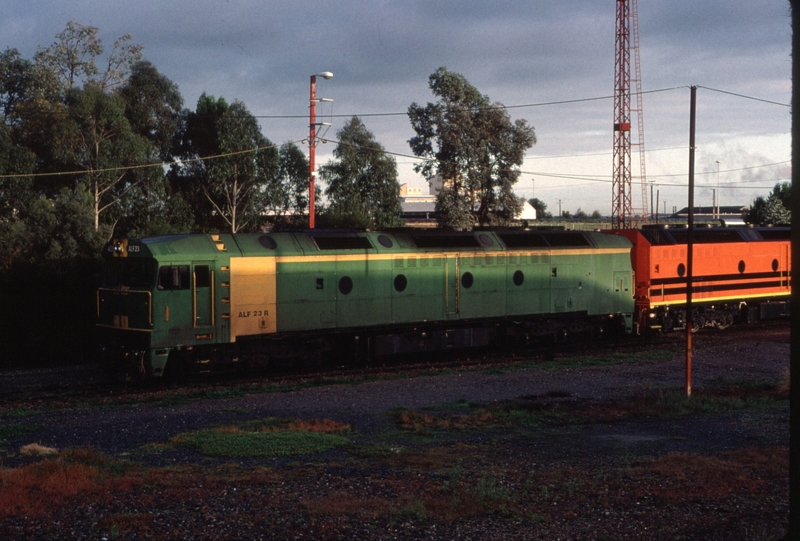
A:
698;86;791;108
253;86;688;120
0;141;290;179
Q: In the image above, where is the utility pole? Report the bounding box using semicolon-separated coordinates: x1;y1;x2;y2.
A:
715;160;721;219
655;190;659;225
686;85;697;397
712;189;716;220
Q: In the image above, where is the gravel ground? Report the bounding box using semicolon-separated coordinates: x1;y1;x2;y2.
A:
0;324;790;540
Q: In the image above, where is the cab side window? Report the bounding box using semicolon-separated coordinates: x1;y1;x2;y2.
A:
158;266;190;290
195;265;210;288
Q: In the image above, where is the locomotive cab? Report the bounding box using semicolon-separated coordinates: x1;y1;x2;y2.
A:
98;235;227;379
97;238;159;378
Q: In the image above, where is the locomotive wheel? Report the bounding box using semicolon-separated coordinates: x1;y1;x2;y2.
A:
715;313;734;330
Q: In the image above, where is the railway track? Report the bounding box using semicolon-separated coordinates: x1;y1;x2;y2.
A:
0;320;789;409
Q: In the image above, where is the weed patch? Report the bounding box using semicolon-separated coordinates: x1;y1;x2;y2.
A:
0;447;141;517
170;417;352;458
622;387;782;419
392;497;427;522
389;407;499;432
351;443;407;458
627;446;788;499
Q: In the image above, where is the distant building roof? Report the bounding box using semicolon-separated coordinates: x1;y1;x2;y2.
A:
400;200;537;223
673;205;747;217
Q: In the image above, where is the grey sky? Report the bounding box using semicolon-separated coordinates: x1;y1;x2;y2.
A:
1;0;791;215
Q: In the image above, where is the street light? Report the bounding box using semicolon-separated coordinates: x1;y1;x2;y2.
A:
308;71;333;229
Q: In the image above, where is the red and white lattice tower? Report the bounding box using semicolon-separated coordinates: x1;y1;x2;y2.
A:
612;0;648;229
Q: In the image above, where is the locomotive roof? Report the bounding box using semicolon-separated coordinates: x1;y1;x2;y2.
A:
636;225;790;245
104;229;631;260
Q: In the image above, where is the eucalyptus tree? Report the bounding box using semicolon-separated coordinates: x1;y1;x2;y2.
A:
117;60;183;160
34;20;143;91
408;67;535;229
0;121;38;269
114;61;191;235
171;94;278;233
51;83;152;233
1;22;153;236
319;116;402;229
0;47;64;172
261;142;309;227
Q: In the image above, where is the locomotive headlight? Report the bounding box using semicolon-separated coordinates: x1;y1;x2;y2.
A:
649;313;656;318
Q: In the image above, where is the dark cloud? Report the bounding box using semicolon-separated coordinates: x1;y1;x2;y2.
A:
0;0;790;212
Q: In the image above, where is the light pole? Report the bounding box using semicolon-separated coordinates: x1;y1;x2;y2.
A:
308;71;333;229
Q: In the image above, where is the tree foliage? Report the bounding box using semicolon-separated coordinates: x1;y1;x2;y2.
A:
34;20;143;91
0;21;326;367
171;94;278;233
320;116;402;229
744;182;791;225
117;60;183;160
261;142;310;228
528;197;551;219
408;67;535;229
51;84;153;232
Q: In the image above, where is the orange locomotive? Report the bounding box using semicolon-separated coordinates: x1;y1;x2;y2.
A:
611;226;791;332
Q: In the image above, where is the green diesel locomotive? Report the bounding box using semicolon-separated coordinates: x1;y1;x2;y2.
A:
97;229;634;378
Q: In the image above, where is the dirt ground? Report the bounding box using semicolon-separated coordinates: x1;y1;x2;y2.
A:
0;324;790;540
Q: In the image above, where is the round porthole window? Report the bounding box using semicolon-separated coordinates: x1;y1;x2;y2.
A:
738;260;746;274
258;235;277;250
677;263;686;278
338;276;353;295
378;235;393;248
394;274;407;292
772;259;779;272
513;270;524;286
478;234;494;246
461;272;474;289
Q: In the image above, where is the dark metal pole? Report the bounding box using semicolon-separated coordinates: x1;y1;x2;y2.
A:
686;85;696;397
655;190;659;226
785;4;799;539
